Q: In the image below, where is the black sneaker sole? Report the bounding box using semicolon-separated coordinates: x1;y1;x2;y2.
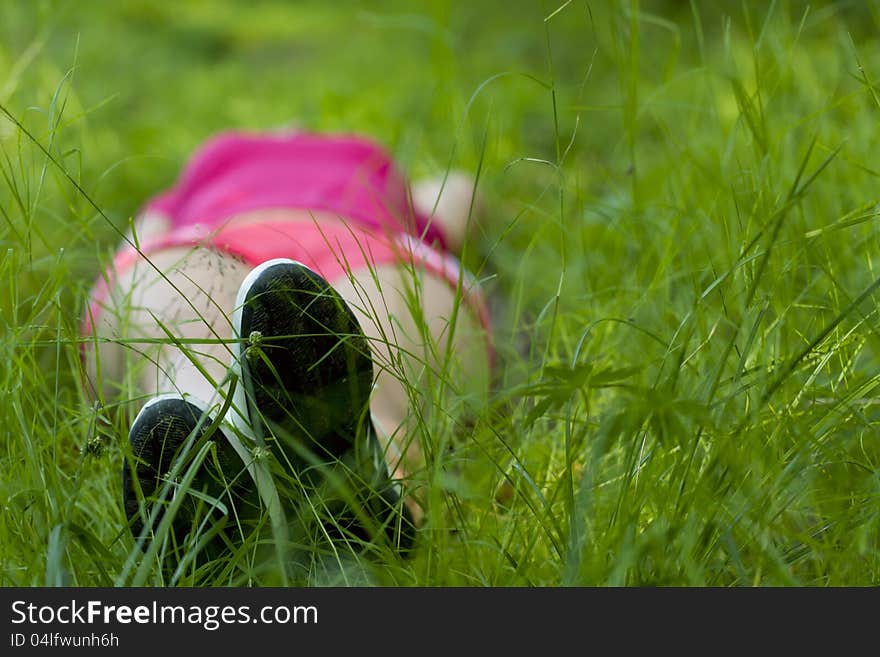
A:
231;258;374;474
122;395;258;551
230;259;415;550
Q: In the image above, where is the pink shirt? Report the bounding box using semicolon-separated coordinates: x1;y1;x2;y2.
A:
144;131;448;250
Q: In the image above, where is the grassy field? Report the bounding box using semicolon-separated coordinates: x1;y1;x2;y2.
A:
2;0;879;586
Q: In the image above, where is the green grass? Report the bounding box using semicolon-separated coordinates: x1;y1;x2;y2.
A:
2;0;880;586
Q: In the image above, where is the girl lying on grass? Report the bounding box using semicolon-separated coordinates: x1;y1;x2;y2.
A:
80;130;493;574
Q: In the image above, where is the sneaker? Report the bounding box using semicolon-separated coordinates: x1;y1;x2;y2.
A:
122;395;259;554
230;258;415;551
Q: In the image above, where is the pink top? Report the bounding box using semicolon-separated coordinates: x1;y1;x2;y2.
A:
144;131;448;250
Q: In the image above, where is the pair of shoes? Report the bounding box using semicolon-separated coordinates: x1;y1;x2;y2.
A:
122;259;415;561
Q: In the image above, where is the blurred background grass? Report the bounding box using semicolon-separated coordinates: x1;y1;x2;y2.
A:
3;0;880;585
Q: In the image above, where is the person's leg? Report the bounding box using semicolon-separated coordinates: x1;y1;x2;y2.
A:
85;245;250;409
328;264;490;524
86;258;486;538
84;242;271;563
324;171;490;522
123;210;172;247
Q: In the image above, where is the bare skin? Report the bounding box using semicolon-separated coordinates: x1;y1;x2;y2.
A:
84;175;490;525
